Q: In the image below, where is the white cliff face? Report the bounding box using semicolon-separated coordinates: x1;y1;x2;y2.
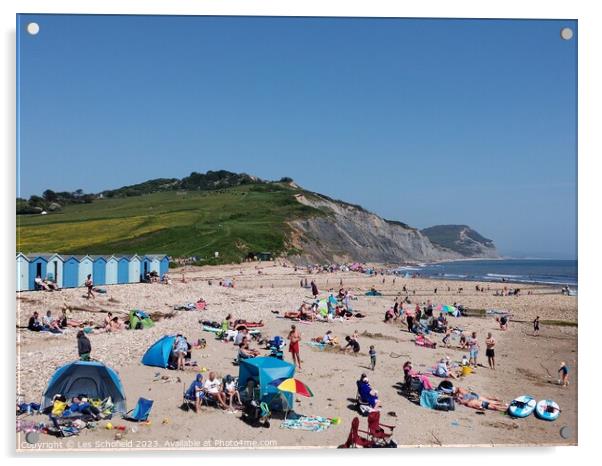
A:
287;194;462;264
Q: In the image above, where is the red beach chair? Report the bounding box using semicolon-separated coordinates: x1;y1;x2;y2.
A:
367;411;395;445
339;417;374;448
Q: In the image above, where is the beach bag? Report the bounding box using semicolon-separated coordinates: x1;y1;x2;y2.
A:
51;400;67;416
435;396;455;412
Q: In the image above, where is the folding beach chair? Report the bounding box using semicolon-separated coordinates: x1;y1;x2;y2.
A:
366;411;395;445
123;398;153;422
338;417;374;448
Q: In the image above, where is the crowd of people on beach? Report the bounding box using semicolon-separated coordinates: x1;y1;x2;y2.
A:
18;262;573;447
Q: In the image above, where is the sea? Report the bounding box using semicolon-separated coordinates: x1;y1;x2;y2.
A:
394;259;578;287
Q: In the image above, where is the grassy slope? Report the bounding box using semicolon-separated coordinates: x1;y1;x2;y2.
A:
17;184;321;263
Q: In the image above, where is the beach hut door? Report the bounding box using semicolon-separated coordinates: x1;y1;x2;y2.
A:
51;261;58;282
36;263;42;278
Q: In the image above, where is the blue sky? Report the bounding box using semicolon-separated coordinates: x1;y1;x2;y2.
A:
17;15;577;259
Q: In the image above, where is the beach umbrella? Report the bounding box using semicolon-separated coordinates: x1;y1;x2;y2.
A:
437;304;457;314
270;377;314;397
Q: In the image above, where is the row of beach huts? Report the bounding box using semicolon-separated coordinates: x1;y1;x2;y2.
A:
16;253;169;292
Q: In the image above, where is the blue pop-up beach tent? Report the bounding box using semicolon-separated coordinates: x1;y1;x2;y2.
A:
238;357;295;409
141;335;176;368
41;361;127;413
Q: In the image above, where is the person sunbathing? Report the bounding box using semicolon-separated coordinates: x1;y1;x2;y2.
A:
457;396;508;412
233;319;263;329
42;311;63;333
58;309;84;328
453;387;507;411
104;312;113;331
34;276;51;291
109;316;123;332
415;333;437;348
44;278;60;291
284;303;311;320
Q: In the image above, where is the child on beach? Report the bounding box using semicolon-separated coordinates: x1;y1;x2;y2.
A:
442;328;452;348
558;362;569;387
468;332;479;367
533;316;540;336
369;345;376;371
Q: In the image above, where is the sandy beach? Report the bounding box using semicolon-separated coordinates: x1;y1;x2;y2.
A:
16;262;578;450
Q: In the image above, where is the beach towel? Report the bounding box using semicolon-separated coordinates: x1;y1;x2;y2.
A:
280;416;332;432
305;341;326;350
419;390;440;410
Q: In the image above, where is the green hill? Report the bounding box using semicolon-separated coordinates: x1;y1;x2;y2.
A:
420;224;498;258
17;171;498;264
17;183;321;264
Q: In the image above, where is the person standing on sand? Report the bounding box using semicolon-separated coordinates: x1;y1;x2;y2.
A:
404;306;415;333
174;333;188;371
77;330;92;361
533;316;540;336
369;345;377;371
485;332;496;369
558;362;569;387
288;325;302;370
468;332;479;367
85;274;95;299
311;280;319;299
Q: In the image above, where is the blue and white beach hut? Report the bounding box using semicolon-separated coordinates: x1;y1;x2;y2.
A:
46;253;64;289
16;253;30;292
105;256;118;285
77;255;93;287
128;255;141;283
28;255;48;290
117;256;129;284
63;256;80;288
92;256;107;286
141;256;152;278
159;255;169;278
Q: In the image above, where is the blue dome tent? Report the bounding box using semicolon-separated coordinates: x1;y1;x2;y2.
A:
41;361;126;413
238;357;295;409
141;335;176;368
